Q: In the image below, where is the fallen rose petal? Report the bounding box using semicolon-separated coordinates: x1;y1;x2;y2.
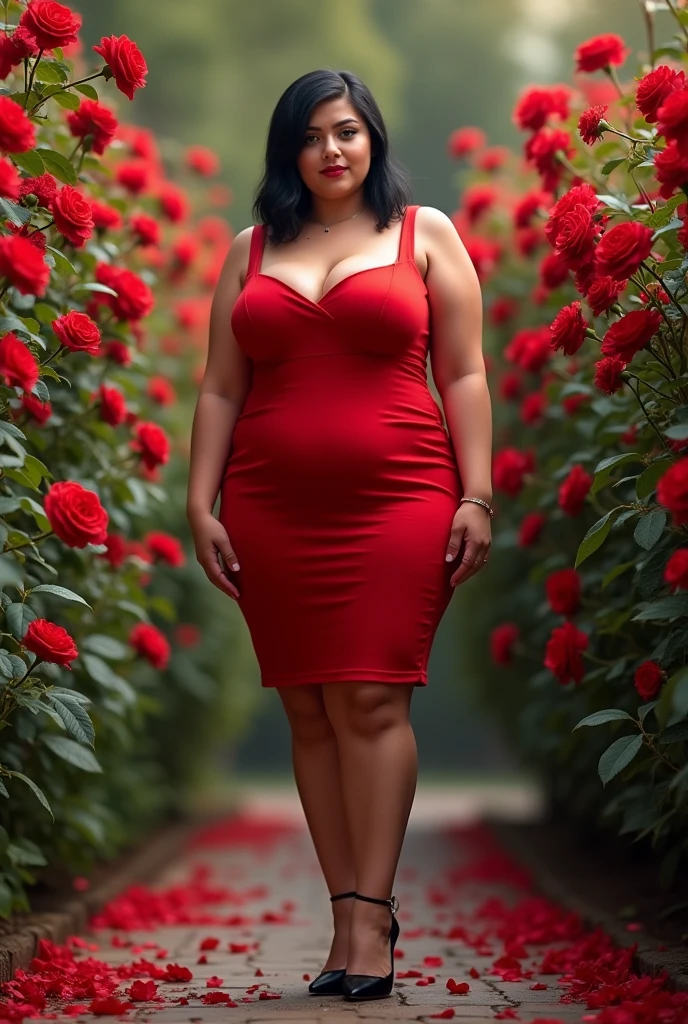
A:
206;975;224;987
259;990;282;999
430;1011;455;1020
424;955;444;967
200;937;220;950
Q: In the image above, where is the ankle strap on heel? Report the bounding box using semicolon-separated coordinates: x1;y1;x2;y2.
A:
355;893;399;915
330;890;357;902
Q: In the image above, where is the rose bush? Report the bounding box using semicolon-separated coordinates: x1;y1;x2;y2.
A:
0;0;256;917
450;7;688;882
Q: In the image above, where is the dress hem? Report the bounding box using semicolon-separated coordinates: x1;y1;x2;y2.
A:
261;668;428;688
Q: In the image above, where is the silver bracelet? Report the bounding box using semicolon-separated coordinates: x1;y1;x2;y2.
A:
459;496;494;518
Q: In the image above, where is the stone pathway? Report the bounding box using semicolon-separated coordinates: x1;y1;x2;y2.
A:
30;783;599;1022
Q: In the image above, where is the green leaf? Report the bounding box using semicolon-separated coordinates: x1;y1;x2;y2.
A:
634;509;667;550
81;653;136;705
69;282;119;297
74;82;99;100
46;694;94;746
82;634;129;660
665;423;688;441
41;734;102;772
575;508;623;567
597;193;632;214
36;148;77;185
669;667;688;721
600;157;626;175
45;246;76;276
644;193;685;229
5;602;37;640
28;584;92;608
658;721;688;745
598;734;644;786
574;709;634;729
11;150;46;177
46;89;80;111
6;771;53;818
636;460;673;500
632;594;688;621
33;60;68;85
0;197;32;226
638;700;658;723
601;558;636;590
592;452;645;495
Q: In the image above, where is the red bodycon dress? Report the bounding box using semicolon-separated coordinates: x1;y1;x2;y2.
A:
218;204;463;687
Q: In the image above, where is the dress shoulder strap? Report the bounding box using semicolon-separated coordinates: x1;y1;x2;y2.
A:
398;204;419;262
246;223;266;278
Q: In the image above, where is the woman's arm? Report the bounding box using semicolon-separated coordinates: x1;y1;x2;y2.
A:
420;206;492;504
186;226;255;522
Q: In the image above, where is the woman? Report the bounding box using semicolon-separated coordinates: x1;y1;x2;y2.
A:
186;68;492;1002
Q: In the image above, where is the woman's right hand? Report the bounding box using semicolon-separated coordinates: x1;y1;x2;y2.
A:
188;511;241;600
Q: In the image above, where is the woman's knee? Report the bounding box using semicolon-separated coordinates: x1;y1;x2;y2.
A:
276;684;334;743
323;682;412;738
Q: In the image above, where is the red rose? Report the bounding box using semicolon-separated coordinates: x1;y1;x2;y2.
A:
97;383;127;425
558;464;593;516
550;302;589;355
447;126;486;158
636;65;686;123
493;447;533;497
0;24;37;80
539;251;570;289
463;183;498;225
66;99;118;156
586;275;624;315
657;457;688;526
20;391;52;423
115;159;151;195
524;127;573;192
23;618;78;668
545;183;601;246
545;568;582;616
499;370;522;401
575;33;629;73
0;95;36;152
185;145;220;176
634;660;663;700
513;85;571;132
654;139;688;199
50;185;94;248
520;391;547;424
554;207;599;270
19;0;81;50
490;623;519;666
0;234;50;296
93;34;147;100
656;87;688;154
594;355;627;394
158;182;189;223
476;146;510;172
563;393;589;416
129;622;170;670
0;331;40;391
19;172;58;207
664;549;688;592
579;104;608;145
100;532;127;568
514;190;551;229
544;621;589;685
44;480;109;548
131;421;170;470
91;200;123;231
94;263;155;322
519;511;546;547
594;221;655;280
0;156;20;200
145;531;185;567
600;308;662;360
52;310;101;355
130;213;161;247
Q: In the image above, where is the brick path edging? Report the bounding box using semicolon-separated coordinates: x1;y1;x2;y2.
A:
489;819;688;993
0;810;232;984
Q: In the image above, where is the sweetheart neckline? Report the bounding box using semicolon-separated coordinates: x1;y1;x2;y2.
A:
247;257;427;310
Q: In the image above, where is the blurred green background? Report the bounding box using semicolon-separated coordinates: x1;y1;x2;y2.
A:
69;0;647;783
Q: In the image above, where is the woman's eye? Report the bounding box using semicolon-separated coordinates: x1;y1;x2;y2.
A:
304;129;357;144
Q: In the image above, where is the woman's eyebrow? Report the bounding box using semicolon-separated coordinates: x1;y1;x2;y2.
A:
306;117;360;130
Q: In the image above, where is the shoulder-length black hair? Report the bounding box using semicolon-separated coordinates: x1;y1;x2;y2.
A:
252;69;413;245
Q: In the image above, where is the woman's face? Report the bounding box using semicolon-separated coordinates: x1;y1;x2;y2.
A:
296;96;372;200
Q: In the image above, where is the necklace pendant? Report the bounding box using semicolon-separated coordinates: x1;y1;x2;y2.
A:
324;226;330;232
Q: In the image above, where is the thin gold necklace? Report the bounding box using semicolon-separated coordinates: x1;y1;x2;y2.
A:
307;207;366;233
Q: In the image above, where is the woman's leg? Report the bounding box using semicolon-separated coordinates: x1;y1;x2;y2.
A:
321;682;417;977
275;683;356;971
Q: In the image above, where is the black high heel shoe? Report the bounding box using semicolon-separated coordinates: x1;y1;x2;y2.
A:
307;890;357;996
341;892;400;1001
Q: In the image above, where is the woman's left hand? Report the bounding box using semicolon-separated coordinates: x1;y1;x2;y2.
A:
445;502;492;587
